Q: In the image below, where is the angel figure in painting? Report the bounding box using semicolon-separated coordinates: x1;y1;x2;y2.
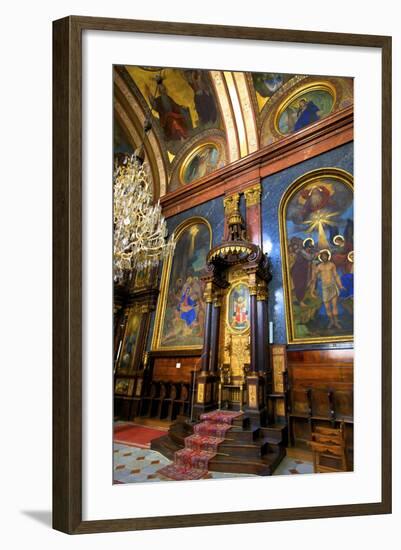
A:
310;249;345;329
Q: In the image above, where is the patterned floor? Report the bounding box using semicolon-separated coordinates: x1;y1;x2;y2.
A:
113;443;313;483
273;456;313;476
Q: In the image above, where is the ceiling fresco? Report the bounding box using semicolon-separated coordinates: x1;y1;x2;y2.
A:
113;66;353;198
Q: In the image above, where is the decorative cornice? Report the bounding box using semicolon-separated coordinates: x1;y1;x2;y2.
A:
244;183;262;207
160;106;353;218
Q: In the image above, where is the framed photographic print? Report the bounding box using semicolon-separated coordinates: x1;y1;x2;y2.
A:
52;16;392;534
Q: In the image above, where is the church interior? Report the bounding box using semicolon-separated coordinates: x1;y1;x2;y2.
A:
113;66;354;483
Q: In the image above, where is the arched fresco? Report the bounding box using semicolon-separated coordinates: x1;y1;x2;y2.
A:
152;218;212;350
280;168;354;344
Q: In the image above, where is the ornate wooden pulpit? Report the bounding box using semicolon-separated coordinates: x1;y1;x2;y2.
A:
193;199;272;428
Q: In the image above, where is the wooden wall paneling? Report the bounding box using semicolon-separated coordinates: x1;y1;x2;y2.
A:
287;349;354;454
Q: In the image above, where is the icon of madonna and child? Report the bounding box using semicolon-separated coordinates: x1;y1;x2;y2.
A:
159;222;210;348
284;177;354;342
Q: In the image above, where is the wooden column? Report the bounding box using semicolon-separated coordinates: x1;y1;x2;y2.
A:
256;282;269;373
209;293;222;373
249;273;258;373
194;282;222;419
201;296;213;372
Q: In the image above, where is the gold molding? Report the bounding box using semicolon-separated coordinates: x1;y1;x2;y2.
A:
233;71;259;153
151;216;212;351
278;167;354;344
223;71;248;158
210;71;240;163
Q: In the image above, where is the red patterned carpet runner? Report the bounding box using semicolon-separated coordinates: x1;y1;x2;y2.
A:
158;410;242;481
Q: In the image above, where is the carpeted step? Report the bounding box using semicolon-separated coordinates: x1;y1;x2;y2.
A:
154;409;286;480
157;463;210;481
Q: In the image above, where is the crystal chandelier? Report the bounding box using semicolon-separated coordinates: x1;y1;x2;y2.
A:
113;153;174;281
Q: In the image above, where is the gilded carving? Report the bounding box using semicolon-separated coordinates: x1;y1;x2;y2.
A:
248;273;258;296
224;193;240;221
203;281;214;303
244;183;262;207
197;383;205;403
248;384;257;408
256;282;268;301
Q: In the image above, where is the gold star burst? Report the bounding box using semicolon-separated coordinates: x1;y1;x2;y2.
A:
303;210;340;248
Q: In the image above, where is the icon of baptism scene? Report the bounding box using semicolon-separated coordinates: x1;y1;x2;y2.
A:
113;65;354;484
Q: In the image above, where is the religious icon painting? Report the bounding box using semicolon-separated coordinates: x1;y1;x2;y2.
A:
153;218;212;350
227;283;250;332
280;168;354;344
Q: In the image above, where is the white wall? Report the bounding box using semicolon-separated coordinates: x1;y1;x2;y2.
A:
0;0;399;548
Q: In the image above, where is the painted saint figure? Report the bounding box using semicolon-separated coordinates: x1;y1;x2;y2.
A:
232;292;249;329
290;238;316;307
294;98;321;132
185;69;218;125
146;82;191;141
310;250;345;329
177;284;198;327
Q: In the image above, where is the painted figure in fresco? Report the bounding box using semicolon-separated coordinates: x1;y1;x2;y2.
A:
177;284;197;327
290;238;316;307
339;250;354;301
146;82;191;141
252;73;289;97
184;146;220;184
185;70;218;125
310;250;345;329
294;98;321;131
300;184;331;218
331;234;353;276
